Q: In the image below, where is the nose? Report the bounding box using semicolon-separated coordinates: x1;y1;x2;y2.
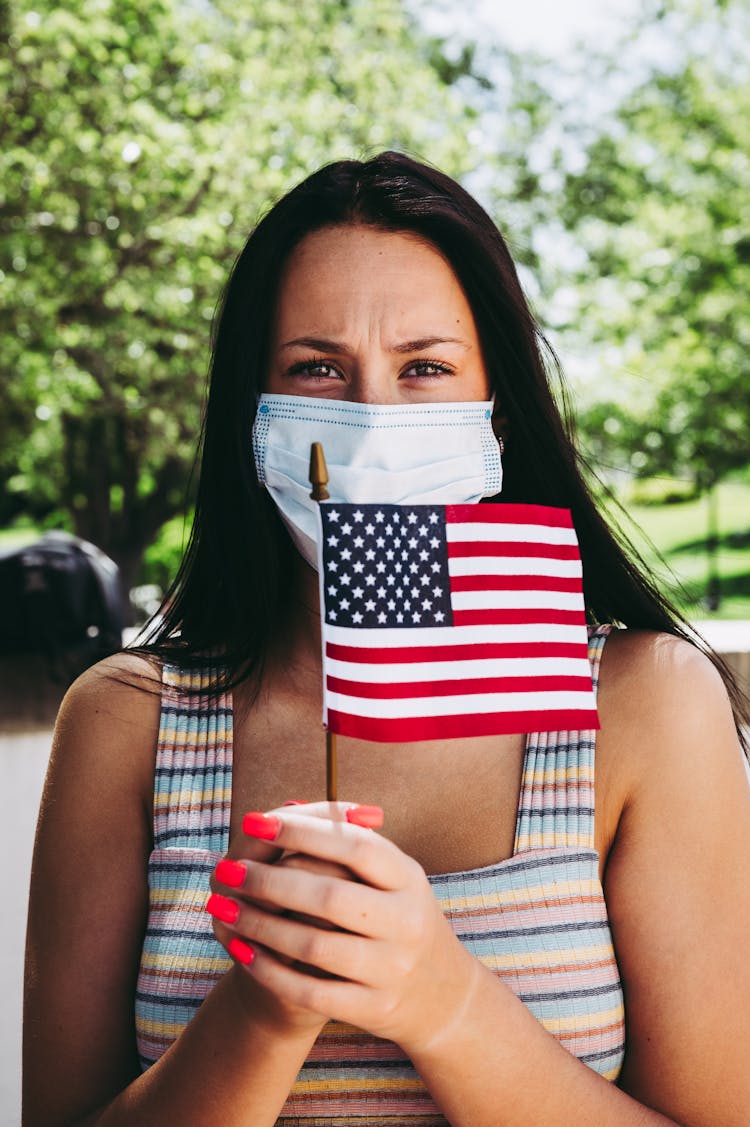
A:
344;365;399;405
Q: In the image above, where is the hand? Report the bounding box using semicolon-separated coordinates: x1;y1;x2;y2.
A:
208;801;369;1039
209;806;480;1057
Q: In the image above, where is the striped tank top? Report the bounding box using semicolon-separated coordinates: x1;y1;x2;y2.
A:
136;625;625;1122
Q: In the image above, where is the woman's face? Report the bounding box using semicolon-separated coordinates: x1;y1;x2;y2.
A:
265;225;491;404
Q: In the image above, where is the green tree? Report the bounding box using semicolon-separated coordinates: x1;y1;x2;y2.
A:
557;0;750;494
0;0;475;595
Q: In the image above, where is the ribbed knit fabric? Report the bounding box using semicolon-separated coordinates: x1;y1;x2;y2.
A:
135;625;625;1120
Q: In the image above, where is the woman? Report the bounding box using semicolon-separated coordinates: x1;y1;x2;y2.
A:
24;152;750;1126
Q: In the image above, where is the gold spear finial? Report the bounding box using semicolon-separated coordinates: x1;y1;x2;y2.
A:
308;441;336;801
309;441;330;501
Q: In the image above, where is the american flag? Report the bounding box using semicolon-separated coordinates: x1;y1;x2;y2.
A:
316;501;599;742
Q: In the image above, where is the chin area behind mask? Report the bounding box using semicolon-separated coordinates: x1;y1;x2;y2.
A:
252;394;503;572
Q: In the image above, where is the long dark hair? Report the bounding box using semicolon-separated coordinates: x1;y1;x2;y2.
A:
135;151;749;743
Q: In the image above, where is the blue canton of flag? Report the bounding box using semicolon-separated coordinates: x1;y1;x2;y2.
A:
320;504;453;629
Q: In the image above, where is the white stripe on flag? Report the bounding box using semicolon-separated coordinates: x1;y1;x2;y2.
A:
325;689;597;718
448;556;583;578
451;590;584;611
446;522;579;545
324;622;588;647
325;655;593;683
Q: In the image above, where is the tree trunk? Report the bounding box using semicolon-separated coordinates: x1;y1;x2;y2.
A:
61;407;189;626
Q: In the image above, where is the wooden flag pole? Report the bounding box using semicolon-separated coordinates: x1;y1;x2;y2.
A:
309;442;337;802
325;731;337;804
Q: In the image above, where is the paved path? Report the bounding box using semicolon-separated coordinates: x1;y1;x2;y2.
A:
0;730;52;1127
693;619;750;652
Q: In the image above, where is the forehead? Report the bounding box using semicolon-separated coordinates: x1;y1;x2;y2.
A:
273;225;475;330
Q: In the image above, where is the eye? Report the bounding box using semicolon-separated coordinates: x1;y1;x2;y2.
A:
400;358;455;379
286;358;344;382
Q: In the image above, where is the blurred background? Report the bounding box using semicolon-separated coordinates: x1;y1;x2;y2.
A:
1;0;748;1119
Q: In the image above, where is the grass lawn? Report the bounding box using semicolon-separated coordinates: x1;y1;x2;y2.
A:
604;480;750;621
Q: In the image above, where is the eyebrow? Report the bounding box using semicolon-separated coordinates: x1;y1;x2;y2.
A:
279;335;471;353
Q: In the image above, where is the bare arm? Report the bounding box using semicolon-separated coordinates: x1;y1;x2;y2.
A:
23;657;321;1127
602;633;750;1121
415;635;750;1125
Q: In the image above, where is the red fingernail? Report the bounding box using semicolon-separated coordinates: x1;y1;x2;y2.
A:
281;800;308;807
215;859;246;888
345;804;384;828
243;811;281;840
206;893;240;924
228;936;255;966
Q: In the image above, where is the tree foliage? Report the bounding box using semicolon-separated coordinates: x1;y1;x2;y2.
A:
0;0;475;589
558;0;750;490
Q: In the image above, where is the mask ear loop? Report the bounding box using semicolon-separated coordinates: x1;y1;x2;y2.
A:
490;403;507;454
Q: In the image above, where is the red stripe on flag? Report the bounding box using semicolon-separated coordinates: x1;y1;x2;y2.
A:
447;541;580;560
453;608;587;627
327;674;596;699
325;640;589;664
327;708;600;741
446;503;573;527
451;574;583;593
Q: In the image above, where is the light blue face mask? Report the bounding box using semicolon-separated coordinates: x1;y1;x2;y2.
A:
252;394;503;568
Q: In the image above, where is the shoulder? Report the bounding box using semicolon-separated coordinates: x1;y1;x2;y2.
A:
598;626;741;769
58;649;162;726
598;624;730;697
50;650;163;804
594;627;747;854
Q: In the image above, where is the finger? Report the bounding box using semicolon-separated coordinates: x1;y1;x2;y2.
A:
277;801;363;822
210;850;286;900
275;854;356;930
243;801;382;837
241;810;411;892
231;938;375;1025
218;836;284;872
209;912;239;955
233;803;337;863
207;893;384;985
212;802;366;892
224;858;396;939
277;853;354;883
